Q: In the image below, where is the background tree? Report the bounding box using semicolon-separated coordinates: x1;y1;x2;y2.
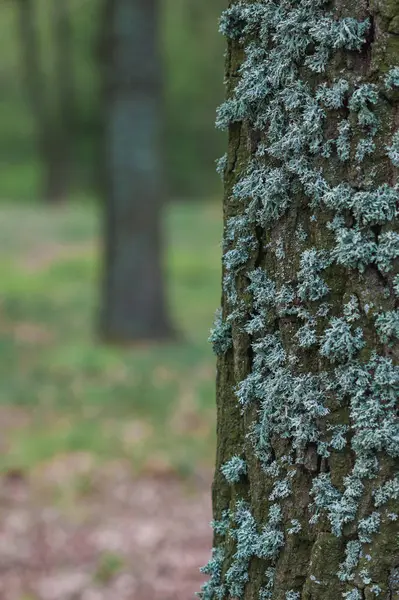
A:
202;1;399;599
100;0;174;343
50;0;75;199
16;0;75;203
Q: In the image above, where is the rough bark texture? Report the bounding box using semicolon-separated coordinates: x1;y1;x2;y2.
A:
100;0;174;343
204;1;399;599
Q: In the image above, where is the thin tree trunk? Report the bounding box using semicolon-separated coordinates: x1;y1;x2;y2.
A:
16;0;67;203
51;0;75;198
100;0;174;343
204;1;399;599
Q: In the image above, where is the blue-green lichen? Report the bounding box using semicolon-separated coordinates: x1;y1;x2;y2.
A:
320;317;365;363
221;456;247;483
209;309;233;356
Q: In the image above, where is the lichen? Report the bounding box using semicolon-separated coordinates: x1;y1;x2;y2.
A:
338;540;362;581
385;66;399;90
221;456;247;483
375;310;399;344
215;153;228;180
199;546;226;600
387;131;399;167
220;501;284;599
375;232;399;273
320;317;365;363
297;249;330;301
331;227;377;272
373;476;399;507
209;309;233;356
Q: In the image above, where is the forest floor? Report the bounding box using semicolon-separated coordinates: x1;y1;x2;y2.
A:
0;201;221;599
0;459;212;600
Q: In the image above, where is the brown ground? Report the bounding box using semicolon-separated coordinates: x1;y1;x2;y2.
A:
0;459;213;600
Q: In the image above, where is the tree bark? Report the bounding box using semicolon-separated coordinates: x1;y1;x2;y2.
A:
16;0;69;203
204;1;399;599
100;0;174;343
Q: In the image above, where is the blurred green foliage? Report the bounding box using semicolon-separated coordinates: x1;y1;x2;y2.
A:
0;0;226;201
0;200;221;475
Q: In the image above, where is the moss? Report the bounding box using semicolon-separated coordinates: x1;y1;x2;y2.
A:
373;0;399;20
365;517;399;584
388;15;399;32
302;534;346;600
384;35;399;69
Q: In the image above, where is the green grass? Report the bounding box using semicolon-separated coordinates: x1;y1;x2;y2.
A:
0;200;222;476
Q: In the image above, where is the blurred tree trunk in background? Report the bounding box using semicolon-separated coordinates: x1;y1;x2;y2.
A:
100;0;174;343
50;0;75;200
16;0;74;203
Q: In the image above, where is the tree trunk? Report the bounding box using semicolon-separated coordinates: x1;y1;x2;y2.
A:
203;1;399;599
51;0;75;198
100;0;174;343
16;0;68;203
